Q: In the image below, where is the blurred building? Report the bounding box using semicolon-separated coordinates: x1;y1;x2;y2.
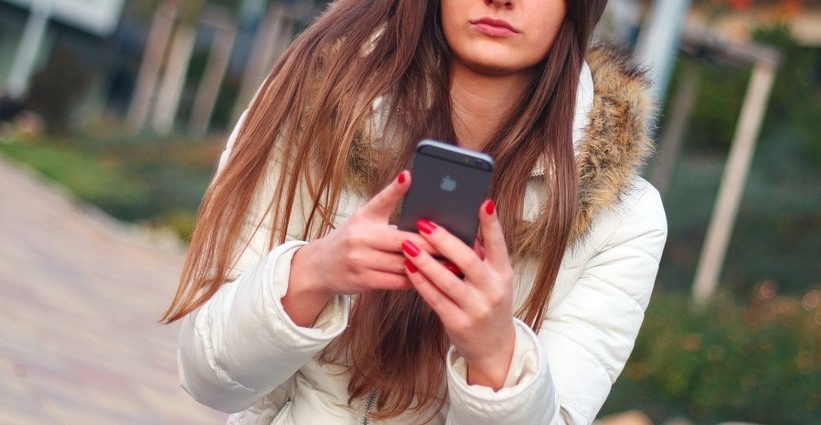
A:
1;0;327;134
0;0;818;135
0;0;127;131
687;0;821;46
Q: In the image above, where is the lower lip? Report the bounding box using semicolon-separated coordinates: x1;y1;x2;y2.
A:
473;22;517;37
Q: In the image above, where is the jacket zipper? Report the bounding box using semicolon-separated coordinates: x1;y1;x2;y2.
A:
361;388;379;425
271;399;292;425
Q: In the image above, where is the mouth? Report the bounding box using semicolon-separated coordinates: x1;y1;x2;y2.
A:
469;17;519;37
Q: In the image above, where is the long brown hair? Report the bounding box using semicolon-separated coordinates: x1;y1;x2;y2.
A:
163;0;607;420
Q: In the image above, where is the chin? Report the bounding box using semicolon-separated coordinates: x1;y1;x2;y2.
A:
464;59;535;78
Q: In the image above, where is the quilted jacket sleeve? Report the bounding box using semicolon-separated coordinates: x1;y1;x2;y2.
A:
445;179;667;425
177;114;350;413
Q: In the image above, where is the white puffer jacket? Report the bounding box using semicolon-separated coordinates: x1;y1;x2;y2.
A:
177;46;667;425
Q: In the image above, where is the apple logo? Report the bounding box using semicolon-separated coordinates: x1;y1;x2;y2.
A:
440;175;457;192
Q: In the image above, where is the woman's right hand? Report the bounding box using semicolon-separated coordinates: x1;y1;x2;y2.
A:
283;171;432;326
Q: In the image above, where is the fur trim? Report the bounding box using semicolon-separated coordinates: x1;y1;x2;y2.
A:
570;44;655;243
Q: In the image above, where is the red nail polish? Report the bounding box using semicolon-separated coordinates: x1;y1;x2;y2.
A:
485;199;495;215
443;262;462;276
397;172;406;184
402;240;420;257
417;219;436;235
404;259;417;273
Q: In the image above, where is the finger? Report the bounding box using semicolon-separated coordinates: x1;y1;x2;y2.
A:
360;225;439;256
360;269;412;291
360;170;410;220
473;239;485;261
404;258;465;320
363;251;411;275
477;199;509;270
416;219;483;282
403;239;472;308
441;261;464;278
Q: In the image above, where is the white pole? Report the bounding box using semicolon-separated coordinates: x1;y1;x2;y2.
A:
651;60;700;197
6;0;55;99
126;1;179;130
633;0;693;103
231;2;284;123
151;24;197;134
189;12;236;137
691;60;778;307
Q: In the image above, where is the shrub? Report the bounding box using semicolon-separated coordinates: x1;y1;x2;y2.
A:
655;24;821;297
0;139;147;216
602;286;821;425
752;24;821;164
666;24;821;162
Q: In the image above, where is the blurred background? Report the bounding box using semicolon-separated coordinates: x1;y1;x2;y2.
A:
0;0;818;424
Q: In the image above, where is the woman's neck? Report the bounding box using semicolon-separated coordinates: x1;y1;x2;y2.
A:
449;62;534;151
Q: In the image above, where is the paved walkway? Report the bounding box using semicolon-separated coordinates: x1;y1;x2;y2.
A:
0;156;227;424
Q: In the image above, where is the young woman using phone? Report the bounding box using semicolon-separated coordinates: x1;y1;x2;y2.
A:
163;0;667;423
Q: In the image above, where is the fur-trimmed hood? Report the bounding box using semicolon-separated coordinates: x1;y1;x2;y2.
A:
569;44;655;242
346;43;655;246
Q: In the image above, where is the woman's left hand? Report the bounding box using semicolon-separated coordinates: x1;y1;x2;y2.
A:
402;200;515;391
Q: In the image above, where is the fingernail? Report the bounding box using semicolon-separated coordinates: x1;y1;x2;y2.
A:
402;240;420;257
485;199;495;215
404;259;417;273
443;261;462;276
417;219;436;235
397;171;406;184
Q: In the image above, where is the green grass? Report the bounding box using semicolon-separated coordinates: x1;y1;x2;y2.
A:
0;131;220;240
0;140;147;215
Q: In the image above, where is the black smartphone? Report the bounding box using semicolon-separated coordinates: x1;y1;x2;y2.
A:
398;139;495;246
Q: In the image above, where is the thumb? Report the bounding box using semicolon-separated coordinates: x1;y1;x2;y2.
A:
361;171;411;221
478;199;509;268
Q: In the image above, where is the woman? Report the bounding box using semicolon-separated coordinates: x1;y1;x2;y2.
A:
163;0;667;424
